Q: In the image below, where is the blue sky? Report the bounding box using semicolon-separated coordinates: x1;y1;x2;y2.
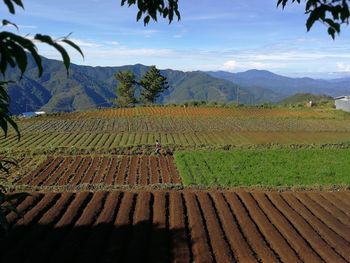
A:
3;0;350;78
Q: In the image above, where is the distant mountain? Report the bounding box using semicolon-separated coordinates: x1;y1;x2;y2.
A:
5;56;278;114
6;56;350;114
208;70;350;97
278;93;334;105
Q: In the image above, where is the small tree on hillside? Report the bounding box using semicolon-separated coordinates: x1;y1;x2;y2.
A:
140;66;168;104
115;71;137;107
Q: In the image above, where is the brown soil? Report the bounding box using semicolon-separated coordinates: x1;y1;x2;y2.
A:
1;190;350;263
14;155;182;189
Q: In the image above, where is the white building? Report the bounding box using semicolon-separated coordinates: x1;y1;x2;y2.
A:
335;96;350;112
21;111;46;118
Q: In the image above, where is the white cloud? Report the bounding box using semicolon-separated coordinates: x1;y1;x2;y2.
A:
183;13;238;22
242;61;268;69
88;47;174;58
67;38;101;48
32;34;350;79
18;25;38;29
221;60;237;71
336;62;350;72
105;41;120;45
127;29;159;38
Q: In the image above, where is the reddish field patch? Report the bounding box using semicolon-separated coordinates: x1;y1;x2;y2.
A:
20;106;337;120
15;155;182;187
2;190;349;263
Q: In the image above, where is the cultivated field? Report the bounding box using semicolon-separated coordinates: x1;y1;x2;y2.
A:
3;131;350;155
18;106;350;119
2;190;349;263
175;149;350;187
2;107;350;155
2;106;350;263
12;155;181;190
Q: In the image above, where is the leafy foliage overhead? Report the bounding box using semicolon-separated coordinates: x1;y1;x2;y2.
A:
122;0;350;38
0;81;18;138
1;1;82;77
0;0;83;233
121;0;180;25
0;0;83;139
280;0;349;39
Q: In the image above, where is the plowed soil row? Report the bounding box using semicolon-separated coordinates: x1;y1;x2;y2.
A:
15;155;182;187
2;190;349;263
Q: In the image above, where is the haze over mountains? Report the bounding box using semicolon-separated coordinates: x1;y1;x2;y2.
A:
208;70;350;98
5;56;350;114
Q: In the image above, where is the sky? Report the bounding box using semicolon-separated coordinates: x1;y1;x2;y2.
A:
2;0;350;78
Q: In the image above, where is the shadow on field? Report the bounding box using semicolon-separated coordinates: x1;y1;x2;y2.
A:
0;221;191;263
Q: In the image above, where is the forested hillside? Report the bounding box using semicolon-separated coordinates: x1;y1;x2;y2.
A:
5;57;254;114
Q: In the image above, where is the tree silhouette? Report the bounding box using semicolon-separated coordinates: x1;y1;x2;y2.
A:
140;66;169;104
115;71;137;107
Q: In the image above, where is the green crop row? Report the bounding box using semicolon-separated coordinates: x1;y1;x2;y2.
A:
17;116;350;134
2;131;350;154
174;149;350;188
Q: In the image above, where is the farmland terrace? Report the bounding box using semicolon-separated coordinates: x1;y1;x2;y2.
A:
2;106;350;155
1;106;350;263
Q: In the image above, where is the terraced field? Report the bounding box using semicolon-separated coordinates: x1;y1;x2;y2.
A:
2;190;349;263
19;106;350;119
2;106;350;263
19;116;350;133
3;131;350;155
2;106;350;154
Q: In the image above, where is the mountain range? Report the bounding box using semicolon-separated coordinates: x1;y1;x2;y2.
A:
207;70;350;98
4;56;350;114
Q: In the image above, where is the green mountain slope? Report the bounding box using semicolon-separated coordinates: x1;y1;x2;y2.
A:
279;93;334;106
5;56;263;114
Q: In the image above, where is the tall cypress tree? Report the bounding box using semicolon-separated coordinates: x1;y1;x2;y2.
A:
115;70;137;107
140;66;169;104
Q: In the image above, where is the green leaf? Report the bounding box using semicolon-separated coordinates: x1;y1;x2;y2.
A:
2;19;18;30
35;34;71;75
121;0;181;25
0;31;42;76
12;0;23;8
3;0;15;14
328;27;336;39
144;15;150;25
7;41;28;77
136;10;142;21
306;12;318;31
55;44;71;74
137;0;142;10
25;45;43;77
5;115;20;140
62;39;84;59
0;117;8;138
175;9;181;21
